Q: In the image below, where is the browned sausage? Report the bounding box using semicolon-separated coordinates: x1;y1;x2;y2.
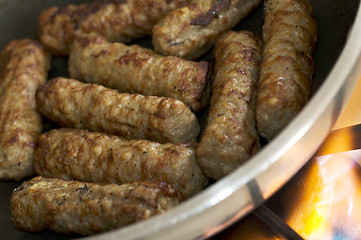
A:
152;0;263;59
197;31;262;180
34;128;208;199
256;0;318;141
10;176;180;235
69;33;211;112
35;77;200;144
38;0;189;55
0;39;51;180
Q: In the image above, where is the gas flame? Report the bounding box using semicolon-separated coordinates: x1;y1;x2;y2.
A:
286;126;361;239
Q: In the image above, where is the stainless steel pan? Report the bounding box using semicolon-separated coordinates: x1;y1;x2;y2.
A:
0;0;361;239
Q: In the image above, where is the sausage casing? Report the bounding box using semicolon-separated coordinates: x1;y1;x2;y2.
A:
196;31;262;180
69;34;211;112
0;39;51;180
34;128;208;199
152;0;263;59
10;176;180;235
35;77;200;144
256;0;318;140
38;0;189;55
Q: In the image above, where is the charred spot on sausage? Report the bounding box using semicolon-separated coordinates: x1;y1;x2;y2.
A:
190;0;231;26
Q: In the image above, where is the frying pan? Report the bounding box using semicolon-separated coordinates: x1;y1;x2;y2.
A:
0;0;361;239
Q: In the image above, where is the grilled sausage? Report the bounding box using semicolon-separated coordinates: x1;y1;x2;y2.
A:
38;0;189;55
256;0;318;141
0;39;51;181
69;34;211;112
34;128;208;199
152;0;263;59
10;176;180;235
35;77;199;144
196;31;262;180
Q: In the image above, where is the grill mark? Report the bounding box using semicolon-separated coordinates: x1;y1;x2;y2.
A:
115;52;151;66
76;34;106;48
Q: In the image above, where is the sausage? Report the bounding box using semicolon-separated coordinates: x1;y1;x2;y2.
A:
38;0;189;55
196;31;262;180
34;128;208;199
0;39;51;181
35;77;200;144
10;176;180;235
152;0;263;59
69;34;211;112
256;0;318;141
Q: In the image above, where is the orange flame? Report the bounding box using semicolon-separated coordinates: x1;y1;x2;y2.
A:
286;126;361;239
